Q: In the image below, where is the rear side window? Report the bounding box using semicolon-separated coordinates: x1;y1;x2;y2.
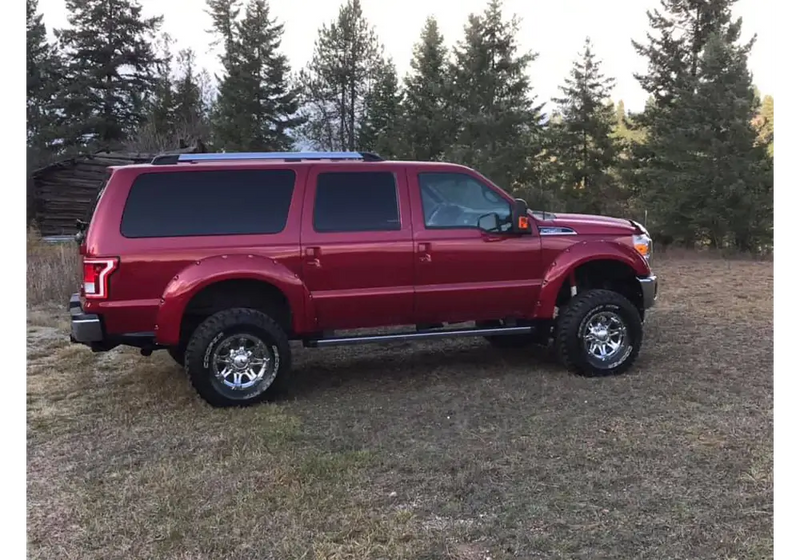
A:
313;171;400;233
121;169;295;238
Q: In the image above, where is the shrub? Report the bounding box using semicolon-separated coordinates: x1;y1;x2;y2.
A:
27;228;81;307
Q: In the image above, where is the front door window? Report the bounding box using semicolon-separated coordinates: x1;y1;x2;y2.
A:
419;172;513;232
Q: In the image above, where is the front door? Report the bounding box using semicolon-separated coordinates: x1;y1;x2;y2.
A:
300;165;415;331
409;169;543;324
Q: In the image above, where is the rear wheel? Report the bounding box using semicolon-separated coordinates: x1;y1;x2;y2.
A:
554;289;642;377
184;308;291;407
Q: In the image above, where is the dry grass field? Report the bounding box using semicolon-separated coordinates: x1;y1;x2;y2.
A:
27;248;773;559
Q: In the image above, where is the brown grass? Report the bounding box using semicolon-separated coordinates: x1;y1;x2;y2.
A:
26;229;81;307
27;257;773;559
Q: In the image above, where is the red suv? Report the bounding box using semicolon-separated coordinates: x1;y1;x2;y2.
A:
70;151;657;407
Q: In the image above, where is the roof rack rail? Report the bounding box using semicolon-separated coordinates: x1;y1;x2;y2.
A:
150;151;384;165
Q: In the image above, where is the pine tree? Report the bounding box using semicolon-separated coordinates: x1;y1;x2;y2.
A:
130;44;211;152
447;0;544;191
173;49;208;137
547;38;621;215
23;0;52;145
632;0;772;250
298;0;383;151
679;33;771;250
209;0;302;151
207;0;242;148
54;0;161;150
358;58;402;157
207;0;240;54
633;0;738;110
146;33;177;139
400;16;451;161
27;0;61;222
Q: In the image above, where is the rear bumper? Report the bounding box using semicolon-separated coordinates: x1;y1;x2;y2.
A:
69;293;104;344
638;275;658;310
69;293;157;352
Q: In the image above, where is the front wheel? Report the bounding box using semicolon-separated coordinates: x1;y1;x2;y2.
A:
184;308;292;407
554;289;642;377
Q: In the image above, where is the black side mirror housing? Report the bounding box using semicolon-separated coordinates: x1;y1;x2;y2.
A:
75;219;88;244
511;198;533;234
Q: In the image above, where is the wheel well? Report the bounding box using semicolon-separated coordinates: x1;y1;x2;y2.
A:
179;279;292;344
555;259;644;316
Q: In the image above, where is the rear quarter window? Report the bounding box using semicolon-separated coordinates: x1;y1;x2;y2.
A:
120;169;296;238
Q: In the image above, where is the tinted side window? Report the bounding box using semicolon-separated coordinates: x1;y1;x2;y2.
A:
121;169;295;238
419;172;512;231
313;171;400;233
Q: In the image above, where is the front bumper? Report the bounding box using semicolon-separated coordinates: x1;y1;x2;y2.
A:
638;275;658;310
69;293;104;344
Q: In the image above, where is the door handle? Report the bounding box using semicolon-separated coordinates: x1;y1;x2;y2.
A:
418;242;431;263
480;231;504;242
305;246;321;268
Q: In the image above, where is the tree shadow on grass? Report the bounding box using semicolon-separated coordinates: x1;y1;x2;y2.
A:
287;339;563;400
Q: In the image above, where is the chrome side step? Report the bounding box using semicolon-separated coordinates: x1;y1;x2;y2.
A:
303;325;535;348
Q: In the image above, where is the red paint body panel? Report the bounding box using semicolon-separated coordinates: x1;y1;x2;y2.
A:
299;164;415;330
405;165;544;323
83;164;310;336
153;254;312;346
79;159;653;343
543;213;638;235
535;237;651;319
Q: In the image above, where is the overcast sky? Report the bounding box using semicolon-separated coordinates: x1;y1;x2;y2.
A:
38;0;773;112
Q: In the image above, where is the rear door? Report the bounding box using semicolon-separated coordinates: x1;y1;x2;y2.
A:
300;165;414;330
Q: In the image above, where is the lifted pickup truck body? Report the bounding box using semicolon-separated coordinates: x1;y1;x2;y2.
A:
70;151;657;407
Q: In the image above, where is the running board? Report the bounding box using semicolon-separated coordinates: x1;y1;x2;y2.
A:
303;325;535;348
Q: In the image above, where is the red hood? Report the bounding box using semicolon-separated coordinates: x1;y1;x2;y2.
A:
531;211;640;236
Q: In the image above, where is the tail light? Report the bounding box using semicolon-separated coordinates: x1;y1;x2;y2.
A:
83;258;118;299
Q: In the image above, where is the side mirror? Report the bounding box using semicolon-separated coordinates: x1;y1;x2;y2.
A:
478;212;502;233
75;219;88;244
511;198;533;234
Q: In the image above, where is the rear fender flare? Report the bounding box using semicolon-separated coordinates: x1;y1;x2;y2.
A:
154;254;312;346
535;240;650;319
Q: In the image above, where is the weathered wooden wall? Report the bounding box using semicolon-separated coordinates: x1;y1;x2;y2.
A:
31;147;198;236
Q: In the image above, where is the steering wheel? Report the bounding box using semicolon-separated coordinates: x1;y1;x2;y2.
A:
428;204;464;226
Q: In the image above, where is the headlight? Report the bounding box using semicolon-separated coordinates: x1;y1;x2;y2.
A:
633;233;652;260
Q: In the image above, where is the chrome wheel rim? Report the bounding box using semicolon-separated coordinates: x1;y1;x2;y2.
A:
210;334;276;394
582;311;627;365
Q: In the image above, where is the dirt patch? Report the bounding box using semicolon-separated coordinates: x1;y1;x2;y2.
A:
27;258;773;559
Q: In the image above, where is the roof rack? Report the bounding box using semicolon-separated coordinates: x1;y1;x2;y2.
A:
150;151;384;165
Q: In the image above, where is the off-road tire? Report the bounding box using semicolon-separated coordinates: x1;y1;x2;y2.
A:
554;289;642;377
167;346;186;367
477;320;537;349
184;308;291;407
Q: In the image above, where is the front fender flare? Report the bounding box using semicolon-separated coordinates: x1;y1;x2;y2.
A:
534;240;650;319
154;254;312;346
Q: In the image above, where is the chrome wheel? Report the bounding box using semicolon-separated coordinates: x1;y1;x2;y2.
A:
582;311;628;365
210;333;276;395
